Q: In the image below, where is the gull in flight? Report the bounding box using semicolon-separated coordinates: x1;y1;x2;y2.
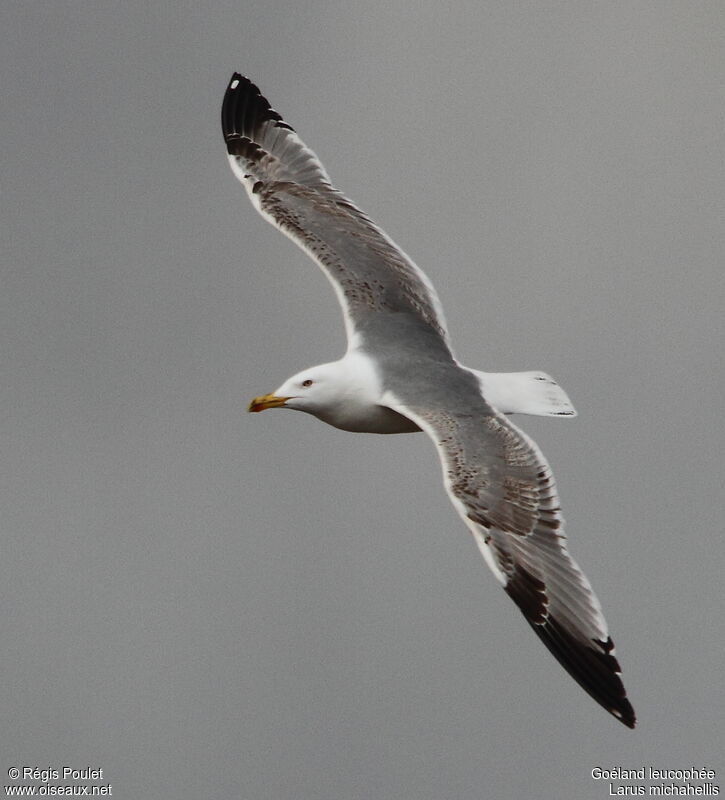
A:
222;73;635;728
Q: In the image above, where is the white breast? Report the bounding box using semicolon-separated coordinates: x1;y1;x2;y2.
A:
315;350;421;434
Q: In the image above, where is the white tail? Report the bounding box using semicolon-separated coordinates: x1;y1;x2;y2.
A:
473;370;577;417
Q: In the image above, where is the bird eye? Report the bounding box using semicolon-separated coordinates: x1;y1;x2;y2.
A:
302;379;313;387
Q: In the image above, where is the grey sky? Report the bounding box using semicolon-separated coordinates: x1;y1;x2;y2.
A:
2;2;724;798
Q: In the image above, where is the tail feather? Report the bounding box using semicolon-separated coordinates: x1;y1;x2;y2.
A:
473;370;577;418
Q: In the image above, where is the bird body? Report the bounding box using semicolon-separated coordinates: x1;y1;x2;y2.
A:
223;73;635;728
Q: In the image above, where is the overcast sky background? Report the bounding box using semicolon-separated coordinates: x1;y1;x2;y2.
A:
2;2;724;798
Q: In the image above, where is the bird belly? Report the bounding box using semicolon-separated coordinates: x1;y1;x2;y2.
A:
318;404;421;434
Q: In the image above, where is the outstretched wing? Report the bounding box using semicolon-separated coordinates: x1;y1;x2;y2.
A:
384;391;636;728
221;73;450;348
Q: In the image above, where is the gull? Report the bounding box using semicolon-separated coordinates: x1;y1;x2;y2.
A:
221;73;635;728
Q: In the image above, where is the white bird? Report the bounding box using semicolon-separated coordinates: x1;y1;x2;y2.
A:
222;74;635;728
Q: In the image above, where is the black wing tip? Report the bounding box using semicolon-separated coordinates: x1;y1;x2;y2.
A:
221;72;293;148
532;616;636;729
504;571;636;728
615;701;637;729
598;636;636;729
225;72;260;102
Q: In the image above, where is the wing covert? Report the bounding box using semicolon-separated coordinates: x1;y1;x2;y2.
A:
385;395;636;728
221;73;450;348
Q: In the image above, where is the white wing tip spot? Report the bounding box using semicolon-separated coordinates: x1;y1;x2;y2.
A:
230;79;240;90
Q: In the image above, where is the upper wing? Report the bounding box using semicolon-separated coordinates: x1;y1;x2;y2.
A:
384;393;636;728
221;73;450;348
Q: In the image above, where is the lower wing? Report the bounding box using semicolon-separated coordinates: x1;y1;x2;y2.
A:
384;392;635;728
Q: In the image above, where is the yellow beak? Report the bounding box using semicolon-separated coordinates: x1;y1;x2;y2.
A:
248;393;291;413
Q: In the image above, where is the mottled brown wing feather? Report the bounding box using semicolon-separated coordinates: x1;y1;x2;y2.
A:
221;73;450;346
387;399;635;728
